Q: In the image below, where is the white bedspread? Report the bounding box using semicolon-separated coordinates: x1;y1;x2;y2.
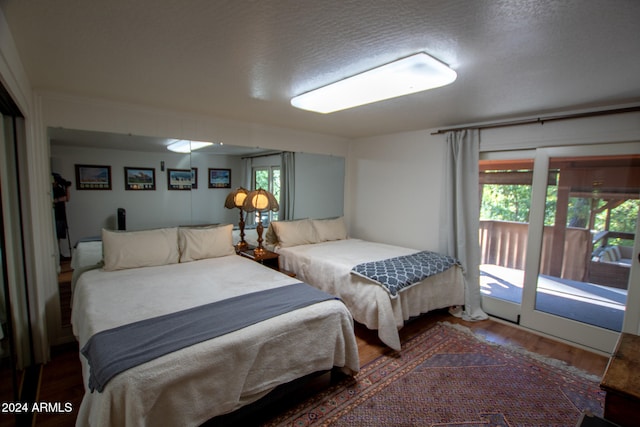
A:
71;255;359;427
276;239;465;351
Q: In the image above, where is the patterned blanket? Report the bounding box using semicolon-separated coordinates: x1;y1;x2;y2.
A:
351;251;460;297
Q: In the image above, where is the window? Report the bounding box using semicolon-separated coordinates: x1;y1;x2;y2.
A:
252;166;281;224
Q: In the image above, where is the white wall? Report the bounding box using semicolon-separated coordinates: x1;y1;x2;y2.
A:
346;129;447;250
479;107;640;151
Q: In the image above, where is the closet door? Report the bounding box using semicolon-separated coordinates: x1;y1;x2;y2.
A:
1;190;19;402
0;94;34;416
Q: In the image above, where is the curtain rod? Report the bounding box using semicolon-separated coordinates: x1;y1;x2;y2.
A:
430;105;640;135
240;150;283;160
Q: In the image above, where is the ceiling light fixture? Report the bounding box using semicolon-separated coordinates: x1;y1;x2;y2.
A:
167;140;214;153
291;52;457;114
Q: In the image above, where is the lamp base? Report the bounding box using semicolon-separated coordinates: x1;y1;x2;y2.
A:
253;247;268;256
235;241;249;253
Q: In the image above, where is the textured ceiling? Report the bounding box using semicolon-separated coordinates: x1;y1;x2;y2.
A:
2;0;640;138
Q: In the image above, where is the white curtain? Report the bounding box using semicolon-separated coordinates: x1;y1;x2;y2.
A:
241;157;253;225
242;157;252;189
440;129;488;321
280;152;295;220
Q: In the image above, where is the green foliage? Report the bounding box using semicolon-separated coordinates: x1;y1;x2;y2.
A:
481;174;639;248
254;169;269;190
480;184;532;222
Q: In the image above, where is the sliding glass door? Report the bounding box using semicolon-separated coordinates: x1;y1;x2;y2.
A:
521;144;639;353
481;143;640;353
479;153;535;323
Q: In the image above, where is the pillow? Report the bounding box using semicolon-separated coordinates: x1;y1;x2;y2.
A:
601;247;616;262
178;224;235;262
265;218;308;246
265;222;279;246
312;217;347;242
610;245;622;261
102;227;180;271
271;218;318;248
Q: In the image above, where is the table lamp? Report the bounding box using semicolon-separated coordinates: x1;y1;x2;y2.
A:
224;187;249;252
242;188;279;254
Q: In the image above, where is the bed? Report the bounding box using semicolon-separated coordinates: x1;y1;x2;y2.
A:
71;224;359;427
267;218;465;351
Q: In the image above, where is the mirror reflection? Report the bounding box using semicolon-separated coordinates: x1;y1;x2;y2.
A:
48;128;345;255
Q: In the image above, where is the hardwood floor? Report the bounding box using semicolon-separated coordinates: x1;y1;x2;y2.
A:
32;262;609;427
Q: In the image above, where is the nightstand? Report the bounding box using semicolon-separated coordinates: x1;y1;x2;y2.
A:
239;249;280;270
238;249;296;277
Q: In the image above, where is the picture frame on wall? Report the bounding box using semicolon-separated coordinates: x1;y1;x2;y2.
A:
208;168;231;188
124;167;156;190
167;168;193;190
75;164;112;190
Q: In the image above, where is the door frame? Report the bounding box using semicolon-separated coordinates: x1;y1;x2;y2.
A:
479;149;536;323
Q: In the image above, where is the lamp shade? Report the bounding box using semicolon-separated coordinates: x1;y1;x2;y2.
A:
243;188;279;212
224;187;248;209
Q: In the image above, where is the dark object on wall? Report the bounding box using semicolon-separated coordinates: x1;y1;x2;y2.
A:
117;208;126;231
124;167;155;191
208;168;231;188
75;164;112;190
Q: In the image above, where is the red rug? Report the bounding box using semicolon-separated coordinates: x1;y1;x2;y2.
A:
264;322;604;426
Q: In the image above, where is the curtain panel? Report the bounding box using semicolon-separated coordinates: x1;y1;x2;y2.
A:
440;129;488;321
280;151;295;220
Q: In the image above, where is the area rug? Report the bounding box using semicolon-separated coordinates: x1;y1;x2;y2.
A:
263;322;605;426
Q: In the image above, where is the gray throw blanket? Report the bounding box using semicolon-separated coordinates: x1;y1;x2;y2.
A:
351;251;460;297
81;283;337;392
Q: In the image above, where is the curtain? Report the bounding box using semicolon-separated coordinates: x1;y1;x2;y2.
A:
440;129;488;321
242;157;252;189
280;151;295;220
241;157;253;225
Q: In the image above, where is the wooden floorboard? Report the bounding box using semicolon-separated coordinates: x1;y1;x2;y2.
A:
36;262;609;426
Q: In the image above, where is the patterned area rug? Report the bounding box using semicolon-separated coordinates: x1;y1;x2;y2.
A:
263;322;604;426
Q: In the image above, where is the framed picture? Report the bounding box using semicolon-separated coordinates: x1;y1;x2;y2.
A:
75;164;112;190
124;167;156;190
167;168;193;190
208;168;231;188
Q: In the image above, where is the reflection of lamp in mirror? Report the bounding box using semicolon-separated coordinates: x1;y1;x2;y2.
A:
243;188;279;255
224;187;249;252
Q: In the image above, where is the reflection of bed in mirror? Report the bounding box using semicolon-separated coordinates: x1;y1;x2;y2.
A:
71;225;359;426
267;217;466;351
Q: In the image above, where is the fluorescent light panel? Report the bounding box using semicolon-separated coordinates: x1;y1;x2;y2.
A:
291;53;457;114
167;140;214;153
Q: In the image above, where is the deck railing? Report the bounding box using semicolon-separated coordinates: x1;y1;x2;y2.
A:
479;220;590;282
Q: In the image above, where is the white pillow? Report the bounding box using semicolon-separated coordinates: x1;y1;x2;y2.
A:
271;219;317;248
178;224;235;262
312;217;348;242
102;227;180;271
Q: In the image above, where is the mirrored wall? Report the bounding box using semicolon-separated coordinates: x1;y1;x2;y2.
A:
49;128;345;254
